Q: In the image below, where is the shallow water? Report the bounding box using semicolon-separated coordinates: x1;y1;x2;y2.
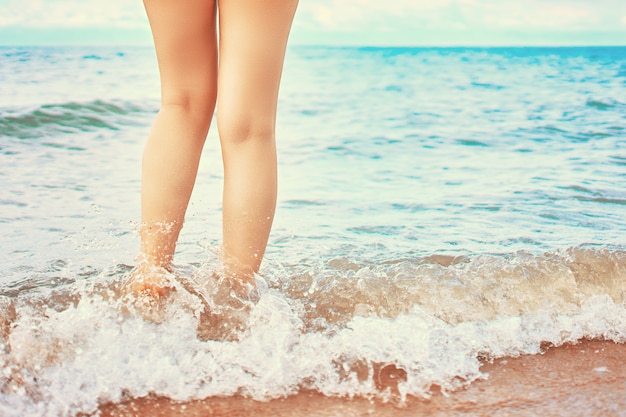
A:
1;46;626;416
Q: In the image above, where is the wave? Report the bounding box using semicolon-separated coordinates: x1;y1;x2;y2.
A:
1;246;625;416
0;99;154;139
585;98;622;110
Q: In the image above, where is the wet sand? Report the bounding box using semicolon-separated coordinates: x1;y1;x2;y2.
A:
98;339;626;417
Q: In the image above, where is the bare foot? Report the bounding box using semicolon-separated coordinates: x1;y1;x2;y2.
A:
128;264;174;298
194;271;261;342
125;264;176;323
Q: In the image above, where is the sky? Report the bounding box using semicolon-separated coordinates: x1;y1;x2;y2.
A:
0;0;625;46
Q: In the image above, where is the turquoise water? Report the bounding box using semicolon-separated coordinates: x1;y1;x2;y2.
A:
1;46;626;416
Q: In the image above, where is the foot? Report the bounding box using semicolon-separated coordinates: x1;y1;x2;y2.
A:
128;265;173;298
125;263;176;323
194;271;261;341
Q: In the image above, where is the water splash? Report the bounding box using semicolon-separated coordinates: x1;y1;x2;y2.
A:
1;246;625;416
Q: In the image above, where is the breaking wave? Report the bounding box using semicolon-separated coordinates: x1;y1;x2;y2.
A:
1;246;625;416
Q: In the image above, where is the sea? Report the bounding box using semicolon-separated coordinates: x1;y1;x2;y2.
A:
1;45;626;416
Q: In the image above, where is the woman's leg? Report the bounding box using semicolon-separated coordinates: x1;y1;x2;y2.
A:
216;0;298;281
133;0;218;295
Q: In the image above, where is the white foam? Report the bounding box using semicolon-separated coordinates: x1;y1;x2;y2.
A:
2;248;626;416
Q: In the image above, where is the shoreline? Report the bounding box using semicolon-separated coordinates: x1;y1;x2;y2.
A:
98;339;626;417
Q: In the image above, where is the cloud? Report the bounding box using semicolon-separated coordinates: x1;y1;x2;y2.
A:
297;0;455;31
0;0;624;45
296;0;626;32
480;2;599;30
2;0;624;33
0;0;146;28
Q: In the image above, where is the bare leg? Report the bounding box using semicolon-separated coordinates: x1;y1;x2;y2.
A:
132;0;218;296
217;0;299;281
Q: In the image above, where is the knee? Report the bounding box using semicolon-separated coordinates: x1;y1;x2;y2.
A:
161;88;216;131
216;110;275;146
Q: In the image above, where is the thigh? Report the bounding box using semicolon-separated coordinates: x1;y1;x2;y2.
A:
143;0;218;108
216;0;298;130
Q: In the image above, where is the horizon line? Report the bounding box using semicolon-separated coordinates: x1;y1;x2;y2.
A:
1;43;625;48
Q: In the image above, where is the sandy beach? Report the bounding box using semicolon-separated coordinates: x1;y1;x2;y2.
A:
98;339;626;417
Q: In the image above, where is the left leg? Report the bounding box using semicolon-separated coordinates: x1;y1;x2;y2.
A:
216;0;299;281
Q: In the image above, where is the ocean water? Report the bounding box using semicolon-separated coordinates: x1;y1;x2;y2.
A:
1;45;626;416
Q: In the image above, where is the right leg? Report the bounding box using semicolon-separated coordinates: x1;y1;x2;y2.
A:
133;0;218;296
